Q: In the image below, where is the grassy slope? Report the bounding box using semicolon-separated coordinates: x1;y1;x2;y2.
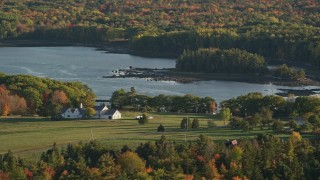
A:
0;112;293;159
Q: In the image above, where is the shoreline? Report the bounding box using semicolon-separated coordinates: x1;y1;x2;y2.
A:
2;40;320;95
276;88;320;97
0;39;129;54
103;67;320;87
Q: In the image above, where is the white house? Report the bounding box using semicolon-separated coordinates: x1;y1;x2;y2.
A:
104;109;121;119
61;103;121;120
93;104;109;118
61;107;85;119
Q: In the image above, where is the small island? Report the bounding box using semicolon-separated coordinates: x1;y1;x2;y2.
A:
104;48;320;87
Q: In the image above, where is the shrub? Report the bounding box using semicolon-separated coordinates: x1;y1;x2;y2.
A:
207;120;217;128
138;113;148;125
157;124;165;132
191;118;199;129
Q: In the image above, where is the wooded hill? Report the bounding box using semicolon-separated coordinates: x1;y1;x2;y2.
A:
1;0;320;40
1;0;320;66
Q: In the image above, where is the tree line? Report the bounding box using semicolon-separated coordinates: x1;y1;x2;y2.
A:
222;92;320;118
222;92;320;133
110;88;217;113
0;73;95;117
0;133;319;179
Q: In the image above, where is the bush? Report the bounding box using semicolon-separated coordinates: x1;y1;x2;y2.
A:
207;120;217;128
301;122;313;131
272;120;284;133
157;124;165;132
138;113;149;125
229;117;245;129
191;118;199;129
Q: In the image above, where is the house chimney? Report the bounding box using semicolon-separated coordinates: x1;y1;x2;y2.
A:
80;103;83;109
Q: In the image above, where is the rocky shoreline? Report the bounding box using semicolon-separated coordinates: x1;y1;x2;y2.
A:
103;67;320;97
276;89;320;97
103;67;320;86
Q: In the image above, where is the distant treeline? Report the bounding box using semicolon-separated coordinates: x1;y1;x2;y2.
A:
110;88;217;113
0;133;319;179
20;26;126;43
0;73;95;117
222;92;320;119
131;28;320;66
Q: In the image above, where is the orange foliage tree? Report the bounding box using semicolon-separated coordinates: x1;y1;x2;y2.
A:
0;85;27;116
51;90;69;105
2;103;10;116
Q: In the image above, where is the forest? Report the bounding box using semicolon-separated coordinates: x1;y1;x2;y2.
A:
0;133;319;179
0;73;95;117
175;48;306;81
1;0;320;67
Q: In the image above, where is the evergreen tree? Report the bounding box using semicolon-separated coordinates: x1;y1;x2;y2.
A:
157;124;165;132
180;117;191;129
191;118;199;129
138;113;149;125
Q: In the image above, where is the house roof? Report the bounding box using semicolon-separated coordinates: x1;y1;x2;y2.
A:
78;108;86;115
104;109;119;115
61;107;86;115
94;105;107;111
61;107;69;113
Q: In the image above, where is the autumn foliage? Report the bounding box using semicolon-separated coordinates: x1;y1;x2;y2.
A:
0;74;96;116
1;132;319;179
0;85;27;116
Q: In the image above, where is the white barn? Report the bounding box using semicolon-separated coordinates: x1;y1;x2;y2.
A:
104;109;121;120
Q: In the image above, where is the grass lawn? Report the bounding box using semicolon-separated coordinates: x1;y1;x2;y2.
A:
0;112;295;159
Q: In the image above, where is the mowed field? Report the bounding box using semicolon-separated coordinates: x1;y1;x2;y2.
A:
0;111;292;159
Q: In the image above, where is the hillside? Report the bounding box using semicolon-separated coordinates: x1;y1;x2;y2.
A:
1;0;320;68
1;0;320;40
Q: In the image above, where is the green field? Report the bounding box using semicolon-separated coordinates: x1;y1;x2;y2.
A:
0;111;293;159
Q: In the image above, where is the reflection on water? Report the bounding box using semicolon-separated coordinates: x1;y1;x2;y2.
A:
0;46;319;103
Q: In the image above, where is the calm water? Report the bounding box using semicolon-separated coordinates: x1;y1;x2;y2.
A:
0;46;318;103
